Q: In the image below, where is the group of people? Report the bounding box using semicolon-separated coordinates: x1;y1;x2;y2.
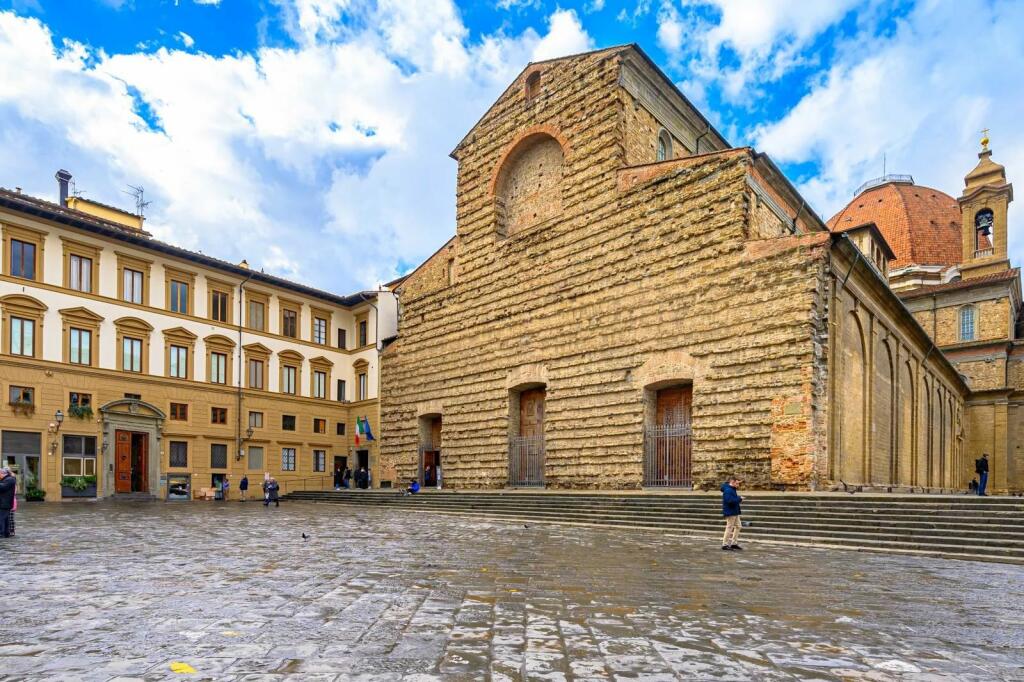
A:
209;473;281;506
333;466;372;490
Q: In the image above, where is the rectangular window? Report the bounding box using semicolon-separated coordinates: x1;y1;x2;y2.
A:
69;328;91;365
10;317;34;357
358;372;368;401
125;393;141;400
282;447;296;471
313;418;326;434
62;435;97;477
123;268;144;304
248;411;263;428
69;392;91;408
211;407;228;425
248;359;264;389
123;337;143;372
169;441;188;468
10;239;36;280
358;320;368;347
960;307;976;341
9;385;33;406
337;328;346;349
336;422;345;436
282;414;296;431
210;443;228;469
248;446;264;470
169;402;188;421
313;449;326;472
169;345;188;378
210;352;227;384
313;317;327;345
282;309;298;338
337;379;347;402
248;300;265;331
211;290;229;323
313;370;326;399
170;280;189;314
69;254;92;292
282;365;297;395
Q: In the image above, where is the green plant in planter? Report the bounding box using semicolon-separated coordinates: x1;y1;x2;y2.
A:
25;487;46;501
68;404;94;420
61;475;94;491
8;399;34;414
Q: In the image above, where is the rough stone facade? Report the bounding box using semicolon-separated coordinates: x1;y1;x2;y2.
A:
381;45;969;492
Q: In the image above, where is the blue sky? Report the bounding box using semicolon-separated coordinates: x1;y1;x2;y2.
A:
1;0;1022;293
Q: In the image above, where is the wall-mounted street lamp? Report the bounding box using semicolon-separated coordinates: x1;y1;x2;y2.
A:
47;410;65;455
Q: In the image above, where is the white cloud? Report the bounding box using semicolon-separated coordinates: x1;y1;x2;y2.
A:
177;31;194;48
193;0;221;5
656;1;683;54
754;0;1024;265
0;4;594;292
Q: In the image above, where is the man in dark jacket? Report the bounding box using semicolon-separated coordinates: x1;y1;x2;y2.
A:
0;467;16;538
720;475;743;551
975;453;989;496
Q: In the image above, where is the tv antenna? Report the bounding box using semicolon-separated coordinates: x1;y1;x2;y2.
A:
124;184;151;217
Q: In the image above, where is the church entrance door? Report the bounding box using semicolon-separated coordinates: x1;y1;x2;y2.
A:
644;385;693;487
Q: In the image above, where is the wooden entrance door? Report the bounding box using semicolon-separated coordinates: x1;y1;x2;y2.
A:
644;385;693;487
519;388;545;438
656;386;692;427
115;431;132;493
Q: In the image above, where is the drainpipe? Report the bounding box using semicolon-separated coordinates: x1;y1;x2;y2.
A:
236;271;254;461
356;292;380;486
693;125;711;154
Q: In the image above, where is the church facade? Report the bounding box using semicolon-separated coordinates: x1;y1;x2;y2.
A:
380;44;1018;493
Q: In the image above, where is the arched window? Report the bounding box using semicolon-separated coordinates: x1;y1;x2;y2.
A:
975;208;994;253
525;71;541;104
959;305;976;342
656;129;672;161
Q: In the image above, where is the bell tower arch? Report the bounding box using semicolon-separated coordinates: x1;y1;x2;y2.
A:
959;132;1013;280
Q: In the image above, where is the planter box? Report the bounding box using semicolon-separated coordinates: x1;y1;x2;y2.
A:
61;485;97;498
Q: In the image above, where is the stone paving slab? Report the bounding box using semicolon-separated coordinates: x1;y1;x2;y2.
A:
1;501;1023;681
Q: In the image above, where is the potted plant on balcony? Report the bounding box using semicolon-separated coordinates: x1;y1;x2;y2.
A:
61;475;98;498
8;398;34;415
68;404;94;420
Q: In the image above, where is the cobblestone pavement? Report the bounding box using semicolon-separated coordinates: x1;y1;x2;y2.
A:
2;502;1023;681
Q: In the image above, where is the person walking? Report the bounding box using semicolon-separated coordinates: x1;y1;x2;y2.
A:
263;476;280;507
221;474;230;502
342;467;352;489
0;467;16;538
239;474;249;502
333;466;342;491
356;467;368;490
720;475;743;551
436;464;442;490
975;453;989;496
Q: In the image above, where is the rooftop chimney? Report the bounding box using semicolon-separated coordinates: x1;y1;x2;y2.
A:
55;169;72;206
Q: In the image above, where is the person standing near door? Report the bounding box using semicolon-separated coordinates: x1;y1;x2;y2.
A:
221;475;230;502
343;467;352;489
239;474;249;502
975;453;989;496
720;475;743;551
0;467;16;538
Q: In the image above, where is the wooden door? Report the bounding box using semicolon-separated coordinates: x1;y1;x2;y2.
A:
430;418;442;448
519;388;545;438
656;386;692;426
115;431;132;493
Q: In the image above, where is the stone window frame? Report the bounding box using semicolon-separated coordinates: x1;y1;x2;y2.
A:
959;305;977;342
279;297;302;338
310;306;331;346
210;406;229;425
281;447;297;471
312;449;326;472
355;313;369;347
656;128;673;162
207;277;234;324
164;265;196;316
247;445;264;471
309;355;333;400
163;326;197;380
313;417;327;435
114;316;153;374
243;342;271;390
279;349;303;396
524;69;541;104
248;411;264;429
354;358;369;401
60;237;101;294
168;402;189;422
210;443;229;470
116;252;153;306
59;306;103;366
168;440;189;468
204;334;236;386
245;289;270;332
1;294;47;358
2;224;46;281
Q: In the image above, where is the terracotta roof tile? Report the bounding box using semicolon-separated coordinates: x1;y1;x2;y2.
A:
898;268;1020;299
827;181;962;269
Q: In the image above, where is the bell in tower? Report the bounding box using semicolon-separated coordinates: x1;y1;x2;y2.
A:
959;131;1014;280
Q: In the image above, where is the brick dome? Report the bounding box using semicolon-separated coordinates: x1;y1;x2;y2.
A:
827;179;962;269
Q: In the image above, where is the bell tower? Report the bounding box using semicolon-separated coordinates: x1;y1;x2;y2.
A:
959;131;1013;280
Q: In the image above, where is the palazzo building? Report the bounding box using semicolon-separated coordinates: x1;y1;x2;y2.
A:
380;44;1021;493
0;172;395;501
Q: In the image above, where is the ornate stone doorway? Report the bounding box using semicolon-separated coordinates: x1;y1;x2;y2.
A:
98;399;165;498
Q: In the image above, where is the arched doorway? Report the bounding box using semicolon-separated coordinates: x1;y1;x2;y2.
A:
98;398;165;497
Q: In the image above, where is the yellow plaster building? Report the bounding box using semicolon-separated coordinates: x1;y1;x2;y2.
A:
0;172;396;501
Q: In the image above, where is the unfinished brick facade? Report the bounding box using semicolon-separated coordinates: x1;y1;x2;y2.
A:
381;45;970;492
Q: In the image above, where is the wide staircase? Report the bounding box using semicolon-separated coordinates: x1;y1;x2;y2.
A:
283;489;1024;564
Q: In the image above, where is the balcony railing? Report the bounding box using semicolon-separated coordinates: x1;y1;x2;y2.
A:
974;248;994;258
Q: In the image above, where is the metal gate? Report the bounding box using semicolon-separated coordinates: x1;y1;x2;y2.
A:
643;424;692;487
508;436;545;487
